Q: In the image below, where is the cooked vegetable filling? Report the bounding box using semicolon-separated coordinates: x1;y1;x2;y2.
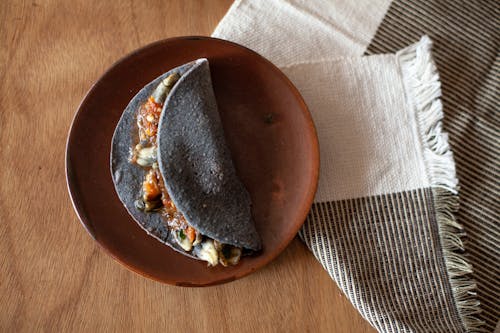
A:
130;73;241;267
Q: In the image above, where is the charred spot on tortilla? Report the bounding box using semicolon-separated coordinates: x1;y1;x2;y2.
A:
110;59;261;267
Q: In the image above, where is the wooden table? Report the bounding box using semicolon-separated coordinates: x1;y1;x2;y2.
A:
1;1;376;332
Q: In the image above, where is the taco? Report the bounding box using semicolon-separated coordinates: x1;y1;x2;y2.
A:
111;58;261;266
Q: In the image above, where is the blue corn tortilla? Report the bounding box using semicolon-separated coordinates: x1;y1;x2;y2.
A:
157;59;261;251
110;59;261;260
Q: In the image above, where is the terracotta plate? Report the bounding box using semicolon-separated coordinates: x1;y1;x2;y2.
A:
66;37;319;286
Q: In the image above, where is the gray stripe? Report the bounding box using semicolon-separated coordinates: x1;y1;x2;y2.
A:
395;192;426;331
365;0;500;331
300;189;465;332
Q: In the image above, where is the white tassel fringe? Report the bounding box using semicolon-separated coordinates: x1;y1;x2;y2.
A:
397;36;485;332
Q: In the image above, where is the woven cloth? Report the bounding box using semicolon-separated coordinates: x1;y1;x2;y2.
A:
213;0;499;332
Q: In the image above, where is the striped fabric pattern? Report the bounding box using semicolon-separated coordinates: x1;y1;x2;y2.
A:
300;189;465;333
364;0;499;330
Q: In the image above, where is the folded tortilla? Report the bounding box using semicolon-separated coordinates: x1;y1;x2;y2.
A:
111;59;261;265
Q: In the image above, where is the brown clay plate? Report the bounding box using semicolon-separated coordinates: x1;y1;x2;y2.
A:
66;36;319;286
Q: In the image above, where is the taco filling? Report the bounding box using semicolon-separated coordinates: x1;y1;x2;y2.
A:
130;73;241;267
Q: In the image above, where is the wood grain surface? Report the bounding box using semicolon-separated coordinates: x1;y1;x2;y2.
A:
0;1;376;332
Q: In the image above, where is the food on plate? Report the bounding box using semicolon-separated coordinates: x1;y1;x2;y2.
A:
111;59;261;266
